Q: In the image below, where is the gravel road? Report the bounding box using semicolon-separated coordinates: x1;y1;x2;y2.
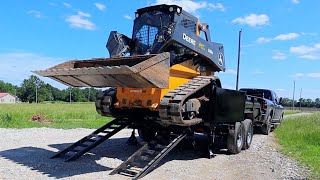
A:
0;113;311;179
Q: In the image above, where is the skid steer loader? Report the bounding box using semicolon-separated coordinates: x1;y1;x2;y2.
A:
34;4;259;179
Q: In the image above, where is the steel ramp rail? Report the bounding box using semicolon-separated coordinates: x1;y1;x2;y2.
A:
51;118;131;162
110;130;188;179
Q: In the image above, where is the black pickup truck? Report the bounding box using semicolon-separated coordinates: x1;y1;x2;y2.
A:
240;88;284;135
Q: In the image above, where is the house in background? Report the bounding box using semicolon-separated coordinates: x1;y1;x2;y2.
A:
0;93;16;104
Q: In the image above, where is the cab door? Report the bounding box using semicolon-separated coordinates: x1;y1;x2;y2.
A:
272;91;283;121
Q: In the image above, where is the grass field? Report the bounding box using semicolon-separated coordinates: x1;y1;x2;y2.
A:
275;113;320;178
0;103;112;129
283;110;301;115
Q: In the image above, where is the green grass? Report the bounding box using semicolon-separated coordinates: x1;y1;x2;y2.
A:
275;113;320;179
0;103;112;129
284;110;301;115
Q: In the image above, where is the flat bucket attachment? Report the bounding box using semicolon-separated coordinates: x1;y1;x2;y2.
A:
33;52;170;88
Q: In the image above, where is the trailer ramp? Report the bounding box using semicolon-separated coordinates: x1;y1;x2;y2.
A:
51;118;131;162
110;130;188;179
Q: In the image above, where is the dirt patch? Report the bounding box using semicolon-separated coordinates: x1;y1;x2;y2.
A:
31;114;51;123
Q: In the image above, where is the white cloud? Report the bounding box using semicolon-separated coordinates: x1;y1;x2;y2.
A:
307;73;320;78
301;32;317;36
124;15;133;20
208;3;225;12
27;10;42;18
0;52;66;88
257;33;300;43
293;72;320;78
65;11;96;30
94;3;106;11
232;14;269;27
272;51;287;60
290;45;317;54
293;73;304;78
290;43;320;60
273;33;300;41
299;54;320;60
78;11;91;18
257;37;271;43
292;0;300;4
63;2;72;8
155;0;207;13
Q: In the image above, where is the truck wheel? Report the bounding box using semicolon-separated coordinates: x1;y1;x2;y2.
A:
261;116;271;135
138;128;157;142
227;122;244;154
242;119;253;150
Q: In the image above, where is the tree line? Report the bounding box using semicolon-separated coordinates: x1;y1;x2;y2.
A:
0;75;102;103
281;97;320;108
1;75;320;107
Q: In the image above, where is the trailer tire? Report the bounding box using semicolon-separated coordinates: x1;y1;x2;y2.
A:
242;119;253;150
138;128;157;142
261;115;271;135
227;122;244;154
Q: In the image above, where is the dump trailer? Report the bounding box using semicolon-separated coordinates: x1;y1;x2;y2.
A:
34;4;263;179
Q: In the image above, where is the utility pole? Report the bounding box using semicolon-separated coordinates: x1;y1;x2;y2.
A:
299;88;302;110
236;29;242;90
292;81;295;110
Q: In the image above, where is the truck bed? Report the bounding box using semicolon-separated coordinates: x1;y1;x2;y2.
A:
244;95;264;123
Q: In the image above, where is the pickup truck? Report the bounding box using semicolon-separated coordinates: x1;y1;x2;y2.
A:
240;88;284;135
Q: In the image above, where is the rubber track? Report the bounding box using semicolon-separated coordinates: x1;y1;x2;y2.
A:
95;88;117;116
159;76;215;125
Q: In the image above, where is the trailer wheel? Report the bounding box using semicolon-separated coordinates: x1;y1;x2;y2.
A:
261;115;271;135
227;122;244;154
242;119;253;150
138;128;157;142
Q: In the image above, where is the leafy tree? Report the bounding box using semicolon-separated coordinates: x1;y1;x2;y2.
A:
315;98;320;108
281;98;292;107
9;76;320;109
0;80;18;95
71;88;86;102
18;75;51;103
83;88;102;102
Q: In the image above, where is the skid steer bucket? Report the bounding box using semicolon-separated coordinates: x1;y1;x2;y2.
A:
33;52;170;88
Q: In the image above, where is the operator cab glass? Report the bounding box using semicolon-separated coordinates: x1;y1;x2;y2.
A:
132;9;174;55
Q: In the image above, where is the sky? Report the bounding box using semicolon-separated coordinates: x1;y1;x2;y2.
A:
0;0;320;99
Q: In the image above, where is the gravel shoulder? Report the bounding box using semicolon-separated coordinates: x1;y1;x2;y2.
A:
0;113;311;179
